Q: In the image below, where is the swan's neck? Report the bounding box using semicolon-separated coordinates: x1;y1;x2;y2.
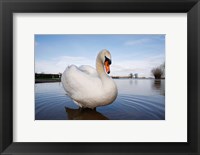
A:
95;53;117;101
96;56;107;78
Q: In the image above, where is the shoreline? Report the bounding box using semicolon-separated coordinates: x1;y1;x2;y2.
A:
35;78;165;83
35;79;61;83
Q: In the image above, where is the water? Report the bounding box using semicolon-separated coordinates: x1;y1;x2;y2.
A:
35;79;165;120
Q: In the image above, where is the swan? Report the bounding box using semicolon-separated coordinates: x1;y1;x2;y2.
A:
61;49;118;109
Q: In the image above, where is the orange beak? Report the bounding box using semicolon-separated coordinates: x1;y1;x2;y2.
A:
104;61;110;74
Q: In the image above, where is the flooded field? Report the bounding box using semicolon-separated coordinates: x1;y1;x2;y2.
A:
35;79;165;120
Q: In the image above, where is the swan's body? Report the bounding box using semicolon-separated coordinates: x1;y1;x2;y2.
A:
61;49;118;109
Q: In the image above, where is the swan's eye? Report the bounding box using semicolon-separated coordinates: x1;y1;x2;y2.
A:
105;56;111;65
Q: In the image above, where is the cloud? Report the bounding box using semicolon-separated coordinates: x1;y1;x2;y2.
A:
35;56;93;74
35;54;164;77
110;54;164;77
124;39;150;46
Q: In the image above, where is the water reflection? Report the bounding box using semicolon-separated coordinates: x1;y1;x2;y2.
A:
35;79;165;120
134;79;138;85
153;79;161;89
152;79;165;96
65;107;108;120
129;79;133;85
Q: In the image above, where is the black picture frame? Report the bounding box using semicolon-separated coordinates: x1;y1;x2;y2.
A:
0;0;200;154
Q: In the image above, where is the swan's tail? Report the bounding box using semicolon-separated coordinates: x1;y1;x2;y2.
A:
73;100;83;108
61;65;77;96
61;67;69;94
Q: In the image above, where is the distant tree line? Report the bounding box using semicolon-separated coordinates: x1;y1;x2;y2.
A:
35;73;61;79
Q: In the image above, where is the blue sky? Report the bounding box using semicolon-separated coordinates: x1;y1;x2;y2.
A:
35;34;165;77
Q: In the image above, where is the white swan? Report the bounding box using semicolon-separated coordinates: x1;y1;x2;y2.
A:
61;49;118;109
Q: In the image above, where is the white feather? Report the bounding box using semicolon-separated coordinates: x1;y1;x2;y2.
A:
61;49;118;109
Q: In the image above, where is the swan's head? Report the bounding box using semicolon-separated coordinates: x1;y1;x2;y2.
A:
97;49;112;74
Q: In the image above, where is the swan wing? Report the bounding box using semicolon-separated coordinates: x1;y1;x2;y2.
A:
78;65;98;77
61;65;102;107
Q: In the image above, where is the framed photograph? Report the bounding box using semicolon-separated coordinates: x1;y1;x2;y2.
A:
34;34;166;121
0;0;200;154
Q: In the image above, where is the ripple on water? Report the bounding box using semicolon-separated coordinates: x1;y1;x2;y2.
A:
35;80;165;120
96;94;165;120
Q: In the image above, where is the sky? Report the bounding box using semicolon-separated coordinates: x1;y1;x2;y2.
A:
35;34;165;77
